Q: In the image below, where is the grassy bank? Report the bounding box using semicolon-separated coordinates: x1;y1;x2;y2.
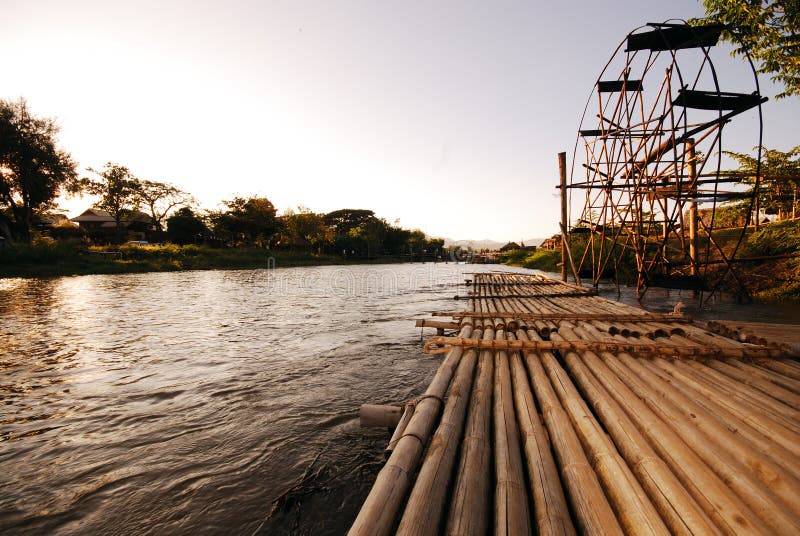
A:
736;221;800;301
502;221;800;301
501;248;562;272
0;240;412;278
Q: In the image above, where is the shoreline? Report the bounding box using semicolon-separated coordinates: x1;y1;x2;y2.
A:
0;244;438;279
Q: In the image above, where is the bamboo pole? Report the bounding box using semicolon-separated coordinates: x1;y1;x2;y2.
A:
559;344;722;535
386;402;416;458
723;357;800;394
701;358;800;409
580;321;800;493
543;328;670;535
517;328;625;536
493;330;531;535
678;359;800;432
642;357;800;476
508;342;575;535
349;322;473;536
572;347;770;534
397;340;480;535
752;358;800;382
433;312;691;323
687;138;699;276
360;404;402;428
559;151;568;283
444;322;494;536
422;335;786;359
596;349;800;534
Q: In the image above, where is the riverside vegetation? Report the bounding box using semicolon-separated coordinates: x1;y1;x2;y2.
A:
0;239;447;278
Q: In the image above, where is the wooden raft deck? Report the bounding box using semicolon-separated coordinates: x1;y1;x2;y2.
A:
349;272;800;535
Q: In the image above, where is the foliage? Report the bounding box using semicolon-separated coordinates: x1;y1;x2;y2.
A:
502;248;561;272
166;207;209;244
723;145;800;220
133;179;193;232
382;225;412;255
0;98;78;242
698;0;800;98
81;163;140;227
743;219;800;255
323;209;377;236
323;209;381;256
713;203;750;228
279;207;332;250
0;237;82;264
737;220;800;300
209;196;277;246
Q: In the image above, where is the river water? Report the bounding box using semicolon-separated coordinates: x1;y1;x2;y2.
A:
2;263;799;535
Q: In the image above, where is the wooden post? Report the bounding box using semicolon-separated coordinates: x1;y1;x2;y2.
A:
686;139;698;276
559;152;568;282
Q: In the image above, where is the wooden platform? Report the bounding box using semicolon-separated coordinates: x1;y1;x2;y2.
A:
349;273;800;535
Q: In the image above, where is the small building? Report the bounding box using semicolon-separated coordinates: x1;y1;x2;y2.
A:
70;208;116;229
499;241;521;252
540;234;562;250
71;208;156;241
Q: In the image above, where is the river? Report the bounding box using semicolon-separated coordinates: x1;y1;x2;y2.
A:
2;263;799;535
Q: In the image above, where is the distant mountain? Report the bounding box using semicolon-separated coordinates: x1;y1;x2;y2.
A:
443;237;549;250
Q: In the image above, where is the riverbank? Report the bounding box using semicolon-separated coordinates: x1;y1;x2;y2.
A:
0;240;423;278
502;221;800;301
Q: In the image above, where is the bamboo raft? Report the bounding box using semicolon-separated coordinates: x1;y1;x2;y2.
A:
350;272;800;535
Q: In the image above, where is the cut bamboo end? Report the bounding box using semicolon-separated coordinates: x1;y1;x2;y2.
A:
360;404;402;428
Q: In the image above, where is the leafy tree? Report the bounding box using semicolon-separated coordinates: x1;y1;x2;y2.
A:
407;229;427;253
323;209;377;235
0;98;78;242
724;145;800;220
166;207;209;244
81;163;140;228
133;179;194;232
281;207;332;250
699;1;800;98
210;196;277;246
325;209;386;255
426;237;445;253
382;224;412;255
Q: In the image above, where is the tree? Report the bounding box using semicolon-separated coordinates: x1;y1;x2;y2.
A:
133;179;193;233
281;207;332;250
724;145;800;221
81;163;140;228
699;1;800;98
323;209;377;235
166;207;209;244
407;229;427;253
0;98;78;242
209;196;277;246
382;224;412;255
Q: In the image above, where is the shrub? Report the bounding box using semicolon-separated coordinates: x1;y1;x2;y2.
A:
743;221;800;256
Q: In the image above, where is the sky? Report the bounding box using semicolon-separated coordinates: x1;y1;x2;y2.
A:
2;0;798;241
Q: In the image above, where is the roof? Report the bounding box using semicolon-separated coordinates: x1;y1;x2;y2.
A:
70;208;155;224
70;208;114;223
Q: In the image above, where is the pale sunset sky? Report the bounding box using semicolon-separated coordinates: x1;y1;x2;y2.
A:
2;0;798;241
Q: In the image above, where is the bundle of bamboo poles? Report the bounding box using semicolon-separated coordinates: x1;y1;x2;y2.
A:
707;319;800;354
350;272;800;535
